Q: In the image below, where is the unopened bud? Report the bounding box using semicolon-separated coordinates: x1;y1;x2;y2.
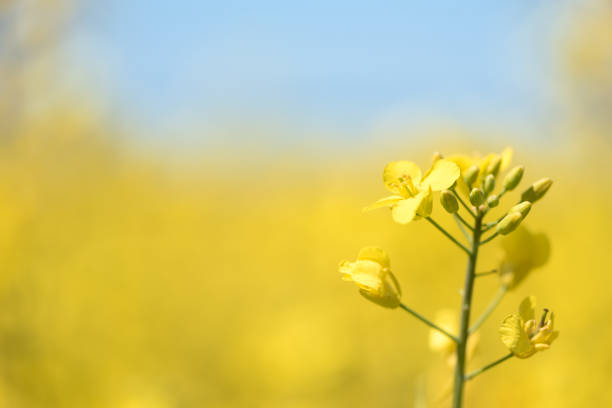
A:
487;155;502;176
483;174;495;195
470;188;485;206
496;212;523;235
432;151;443;163
509;201;531;220
440;190;459;213
504;166;524;191
487;195;499;208
464;165;479;187
521;178;553;203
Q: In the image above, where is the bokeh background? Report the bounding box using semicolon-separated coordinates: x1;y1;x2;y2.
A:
0;0;611;406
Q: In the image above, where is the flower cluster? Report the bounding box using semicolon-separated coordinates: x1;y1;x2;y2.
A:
338;147;558;406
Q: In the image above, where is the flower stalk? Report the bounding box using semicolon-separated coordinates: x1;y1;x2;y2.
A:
400;303;459;343
452;212;482;408
465;353;514;381
426;217;471;256
470;286;507;334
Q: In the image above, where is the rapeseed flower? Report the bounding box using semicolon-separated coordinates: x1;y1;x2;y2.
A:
499;296;559;358
364;159;460;224
498;226;550;289
339;247;401;308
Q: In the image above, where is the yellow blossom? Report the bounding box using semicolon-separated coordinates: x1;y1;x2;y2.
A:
339;247;401;308
447;147;513;196
499;296;559;358
429;309;479;366
364;158;460;224
498;226;550;289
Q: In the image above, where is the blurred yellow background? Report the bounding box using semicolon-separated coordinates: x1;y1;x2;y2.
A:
0;0;611;407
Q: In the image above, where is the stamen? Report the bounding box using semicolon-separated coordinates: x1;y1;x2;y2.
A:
404;176;417;196
539;308;549;328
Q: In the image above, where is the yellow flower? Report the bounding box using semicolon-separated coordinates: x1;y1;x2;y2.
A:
447;147;513;196
429;309;479;366
499;296;559;358
498;226;550;289
364;159;460;224
339;247;401;308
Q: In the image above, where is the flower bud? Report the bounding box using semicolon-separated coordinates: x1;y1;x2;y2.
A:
463;165;479;187
496;212;523;235
521;178;553;203
469;188;485;206
487;155;502;176
432;151;443;163
487;195;499;208
483;174;495;195
440;190;459;213
503;166;524;191
509;201;531;220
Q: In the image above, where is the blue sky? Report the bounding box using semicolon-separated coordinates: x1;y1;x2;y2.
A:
68;0;569;144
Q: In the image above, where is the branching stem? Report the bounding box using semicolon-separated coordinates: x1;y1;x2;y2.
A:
475;269;498;277
453;214;472;244
465;353;514;381
479;231;499;245
399;303;459;343
469;286;507;334
426;217;471;256
454;213;474;232
451;188;476;218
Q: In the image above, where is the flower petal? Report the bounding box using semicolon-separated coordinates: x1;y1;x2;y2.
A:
416;186;433;217
499;313;534;358
383;161;422;194
548;330;560;344
345;260;384;291
498;227;550;289
338;260;355;281
359;284;401;308
391;195;425;224
500;147;513;171
357;247;390;269
363;195;404;212
519;296;536;322
421;159;460;191
446;154;476;172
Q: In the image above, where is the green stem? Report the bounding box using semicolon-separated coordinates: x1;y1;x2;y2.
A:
479;231;499;245
453;214;472;243
451;188;476;218
475;269;497;278
454;213;474;232
469;286;507;334
399;303;458;343
452;213;482;408
483;213;506;232
426;217;471;256
465;353;513;381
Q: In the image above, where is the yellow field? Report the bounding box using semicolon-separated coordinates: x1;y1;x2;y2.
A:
0;121;609;407
1;1;611;405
